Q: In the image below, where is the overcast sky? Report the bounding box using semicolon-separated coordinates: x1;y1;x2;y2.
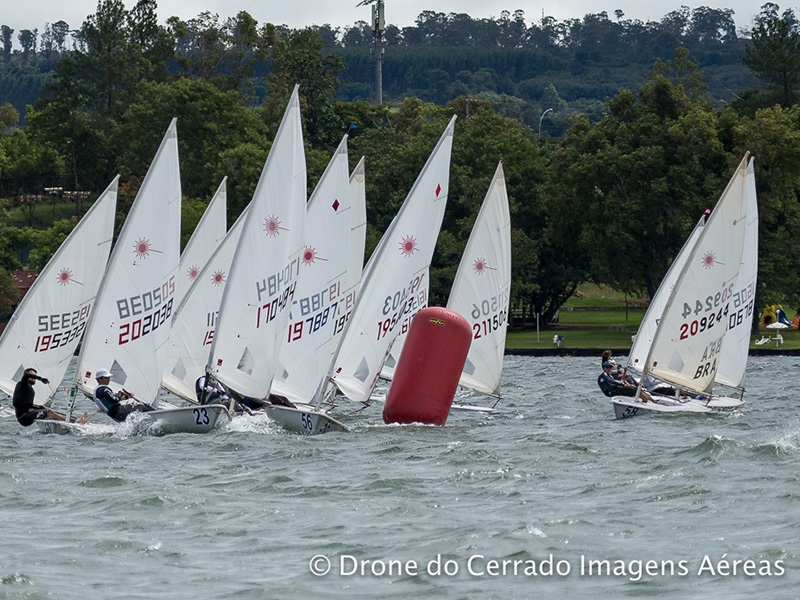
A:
2;1;777;40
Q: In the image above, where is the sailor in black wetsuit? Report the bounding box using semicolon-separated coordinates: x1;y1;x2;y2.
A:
597;361;654;402
12;368;77;426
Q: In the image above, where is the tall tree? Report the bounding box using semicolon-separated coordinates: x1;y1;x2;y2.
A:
1;25;13;69
743;8;800;107
264;27;345;148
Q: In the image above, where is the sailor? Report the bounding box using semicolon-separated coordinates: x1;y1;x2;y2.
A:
12;367;86;426
195;374;230;406
93;369;155;422
597;361;654;402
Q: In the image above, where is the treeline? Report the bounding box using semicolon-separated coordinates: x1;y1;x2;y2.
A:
0;4;762;130
1;1;800;326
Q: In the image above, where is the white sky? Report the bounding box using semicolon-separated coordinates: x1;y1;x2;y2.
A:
1;1;778;40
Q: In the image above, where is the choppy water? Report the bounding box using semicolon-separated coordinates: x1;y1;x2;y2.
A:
1;355;798;599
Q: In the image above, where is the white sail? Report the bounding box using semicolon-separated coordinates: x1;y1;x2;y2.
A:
272;136;356;404
643;154;751;394
162;208;246;401
329;116;456;404
208;86;306;399
175;178;227;308
73;119;182;404
715;157;758;389
379;268;429;380
628;213;707;371
345;157;367;314
0;178;117;404
446;162;511;397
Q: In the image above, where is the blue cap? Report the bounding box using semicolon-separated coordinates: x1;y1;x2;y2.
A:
602;361;614;368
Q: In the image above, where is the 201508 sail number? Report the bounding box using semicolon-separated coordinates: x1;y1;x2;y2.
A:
193;407;210;426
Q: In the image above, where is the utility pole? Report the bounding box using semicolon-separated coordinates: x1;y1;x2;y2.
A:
358;0;385;104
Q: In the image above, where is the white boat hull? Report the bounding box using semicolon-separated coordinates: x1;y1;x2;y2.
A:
264;404;348;435
35;420;103;435
145;404;229;434
450;403;496;413
612;396;713;419
695;395;745;409
36;404;229;435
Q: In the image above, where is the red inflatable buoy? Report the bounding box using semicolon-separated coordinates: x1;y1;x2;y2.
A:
383;307;472;426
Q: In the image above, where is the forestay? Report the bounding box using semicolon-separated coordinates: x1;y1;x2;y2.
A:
208;86;306;400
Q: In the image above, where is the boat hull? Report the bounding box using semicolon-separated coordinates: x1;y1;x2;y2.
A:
694;395;745;409
35;420;103;435
145;404;229;434
36;404;229;435
612;396;713;419
264;404;348;435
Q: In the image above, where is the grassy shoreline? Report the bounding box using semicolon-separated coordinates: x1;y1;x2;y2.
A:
506;283;799;354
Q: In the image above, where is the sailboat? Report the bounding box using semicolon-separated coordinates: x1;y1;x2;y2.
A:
42;119;227;434
263;118;456;434
446;162;511;406
612;154;756;418
162;202;245;403
270;137;359;398
378;162;511;414
263;145;368;434
205;86;306;412
0;177;117;418
174;177;227;308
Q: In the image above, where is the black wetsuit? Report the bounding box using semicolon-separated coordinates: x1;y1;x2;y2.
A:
12;372;48;427
597;371;637;397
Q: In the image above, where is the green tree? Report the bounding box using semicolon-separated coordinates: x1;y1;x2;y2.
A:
734;105;800;310
0;266;20;319
548;51;727;301
743;8;800;107
264;27;346;148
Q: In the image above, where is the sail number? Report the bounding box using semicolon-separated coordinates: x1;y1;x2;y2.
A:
35;322;86;352
679;307;727;340
287;290;356;343
119;299;173;344
470;291;509;319
473;309;508;340
35;305;92;352
193;407;210;425
377;286;427;341
681;284;733;319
